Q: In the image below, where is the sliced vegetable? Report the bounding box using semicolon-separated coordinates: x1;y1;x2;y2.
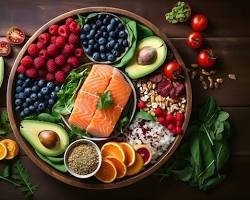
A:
0;41;11;56
6;26;25;44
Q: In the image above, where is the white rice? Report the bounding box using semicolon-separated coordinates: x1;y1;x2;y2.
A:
122;119;175;163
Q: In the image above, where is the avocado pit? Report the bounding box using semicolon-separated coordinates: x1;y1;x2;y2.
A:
38;130;59;148
137;46;157;65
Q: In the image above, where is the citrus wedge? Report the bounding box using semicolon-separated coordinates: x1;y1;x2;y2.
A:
95;158;117;183
0;142;7;160
120;142;136;167
0;139;19;160
126;153;144;176
106;156;127;179
101;142;125;163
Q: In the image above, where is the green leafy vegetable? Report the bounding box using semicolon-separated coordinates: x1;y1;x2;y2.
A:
137;23;154;41
117;116;129;132
75;14;85;27
0;111;12;137
52;67;89;116
136;110;156;121
155;97;231;191
97;90;114;110
0;160;38;199
68;126;89;140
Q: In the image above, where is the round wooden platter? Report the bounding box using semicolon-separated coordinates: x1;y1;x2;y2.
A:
7;7;192;189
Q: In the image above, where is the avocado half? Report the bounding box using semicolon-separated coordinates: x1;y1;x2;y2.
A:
20;120;69;157
125;36;167;79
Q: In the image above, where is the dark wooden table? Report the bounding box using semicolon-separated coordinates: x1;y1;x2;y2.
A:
1;0;250;199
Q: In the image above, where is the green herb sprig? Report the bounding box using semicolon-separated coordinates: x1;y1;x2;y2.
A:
165;1;191;24
156;97;231;190
97;90;114;110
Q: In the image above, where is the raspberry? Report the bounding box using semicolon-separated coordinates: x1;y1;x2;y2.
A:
166;114;174;123
55;55;66;66
27;44;39;57
65;17;74;26
67;56;79;68
46;73;55;81
25;68;38;78
20;55;33;68
58;25;69;38
17;65;25;73
174;127;182;135
46;59;57;73
39;49;49;60
62;64;71;74
176;112;184;122
69;21;80;33
68;33;79;46
37;41;46;50
47;44;58;57
75;48;84;58
62;43;74;57
55;70;66;84
50;36;57;44
34;57;46;69
38;33;50;45
55;36;65;48
154;107;164;117
48;24;59;35
167;124;175;132
157;117;165;125
38;69;47;78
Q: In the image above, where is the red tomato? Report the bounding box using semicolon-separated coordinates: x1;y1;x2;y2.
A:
197;49;216;68
191;14;208;31
6;26;25;45
187;32;203;49
163;61;181;80
0;41;11;56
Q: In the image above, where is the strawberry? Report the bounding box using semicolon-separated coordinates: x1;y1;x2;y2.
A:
46;73;55;81
62;64;71;74
68;33;79;46
37;69;47;78
48;24;59;35
37;41;46;50
38;33;50;45
65;17;74;26
25;68;38;78
58;25;69;38
47;44;59;57
69;21;80;33
55;55;66;66
75;48;84;58
27;43;39;57
20;55;33;68
62;43;74;57
55;70;66;84
67;56;79;67
55;36;65;48
34;57;46;69
39;49;49;60
50;36;57;44
17;65;25;73
46;59;57;73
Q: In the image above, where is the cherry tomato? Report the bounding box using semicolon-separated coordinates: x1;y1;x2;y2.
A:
187;32;203;49
6;26;25;45
0;40;11;56
197;49;216;68
163;61;181;80
191;14;208;31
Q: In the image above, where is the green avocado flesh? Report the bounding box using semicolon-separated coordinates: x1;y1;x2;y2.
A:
20;120;69;156
125;36;167;79
0;57;4;88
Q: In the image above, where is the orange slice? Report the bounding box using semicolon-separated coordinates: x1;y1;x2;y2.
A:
95;158;117;183
0;139;19;160
0;142;7;160
106;156;127;179
119;142;136;167
101;142;125;163
126;153;144;176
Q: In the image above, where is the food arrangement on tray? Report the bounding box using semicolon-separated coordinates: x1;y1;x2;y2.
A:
8;8;191;188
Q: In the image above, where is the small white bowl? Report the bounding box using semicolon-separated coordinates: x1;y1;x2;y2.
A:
64;139;102;179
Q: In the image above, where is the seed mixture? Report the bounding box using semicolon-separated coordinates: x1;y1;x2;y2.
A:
67;144;99;175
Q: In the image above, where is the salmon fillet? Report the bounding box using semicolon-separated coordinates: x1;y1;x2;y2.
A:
69;64;132;137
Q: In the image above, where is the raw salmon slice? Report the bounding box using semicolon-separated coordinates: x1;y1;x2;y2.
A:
68;92;99;130
80;64;113;95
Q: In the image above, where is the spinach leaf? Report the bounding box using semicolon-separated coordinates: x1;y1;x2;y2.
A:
136;110;156;121
117;116;129;132
68;126;89;140
214;141;230;171
75;14;85;27
137;23;154;40
97;90;114;110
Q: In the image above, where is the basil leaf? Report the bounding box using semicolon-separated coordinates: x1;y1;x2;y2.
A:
97;90;114;110
136;110;156;121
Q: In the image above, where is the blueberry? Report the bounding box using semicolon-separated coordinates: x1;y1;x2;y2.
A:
92;52;100;61
29;105;35;112
96;19;102;27
98;37;106;45
16;79;23;86
16;86;23;93
20;111;25;118
107;24;114;32
24;87;31;96
114;43;122;51
25;78;32;86
44;95;50;100
105;14;112;20
50;92;57;99
18;73;25;80
41;87;49;95
15;94;19;99
23;108;30;115
82;40;88;47
94;33;101;40
26;97;32;104
54;86;61;92
102;18;109;25
80;34;86;40
118;38;123;45
30;93;37;101
38;80;46;87
31;85;39;93
100;53;106;60
19;92;25;99
48;99;55;105
109;31;117;38
89;39;95;45
34;101;39;107
38;103;45;111
109;40;116;48
97;14;104;20
107;37;113;42
94;43;99;50
83;24;91;32
22;102;28;108
91;24;97;30
85;48;92;55
107;54;115;62
37;93;43;100
122;39;128;47
15;99;22;106
110;18;118;26
15;106;21;112
119;31;127;38
112;49;119;57
99;45;105;52
118;23;125;30
88;44;94;51
102;31;108;37
100;26;106;31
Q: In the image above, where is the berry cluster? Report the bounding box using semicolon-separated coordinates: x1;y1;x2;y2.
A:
17;17;84;84
80;14;129;62
14;74;60;118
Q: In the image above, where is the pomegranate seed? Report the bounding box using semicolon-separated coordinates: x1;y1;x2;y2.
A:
157;117;165;125
175;127;183;135
154;107;163;117
137;100;147;109
166;114;174;123
167;124;174;131
176;112;184;122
